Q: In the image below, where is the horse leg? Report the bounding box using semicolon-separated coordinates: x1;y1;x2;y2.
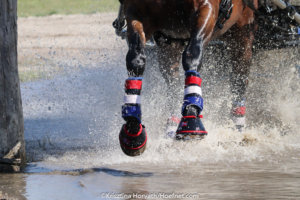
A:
176;4;216;140
119;20;147;156
156;42;184;87
229;25;255;131
156;42;185;137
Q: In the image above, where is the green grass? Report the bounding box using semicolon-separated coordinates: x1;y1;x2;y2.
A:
18;0;119;17
19;70;45;82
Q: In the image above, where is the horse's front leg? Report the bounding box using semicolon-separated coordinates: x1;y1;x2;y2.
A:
176;4;217;140
119;20;147;156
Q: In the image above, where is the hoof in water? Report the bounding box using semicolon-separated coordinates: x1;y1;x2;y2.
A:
176;134;206;141
176;115;207;141
232;117;245;133
119;124;147;156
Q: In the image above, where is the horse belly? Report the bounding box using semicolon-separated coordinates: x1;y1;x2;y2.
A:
160;29;190;40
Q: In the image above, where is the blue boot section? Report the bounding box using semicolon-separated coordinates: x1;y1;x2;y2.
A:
122;104;142;123
181;95;203;116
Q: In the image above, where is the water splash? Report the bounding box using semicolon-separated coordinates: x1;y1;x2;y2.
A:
22;46;300;171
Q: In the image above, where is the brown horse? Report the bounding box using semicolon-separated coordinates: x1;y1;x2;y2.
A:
118;0;258;156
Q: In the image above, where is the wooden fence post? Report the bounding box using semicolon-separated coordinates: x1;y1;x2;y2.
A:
0;0;26;172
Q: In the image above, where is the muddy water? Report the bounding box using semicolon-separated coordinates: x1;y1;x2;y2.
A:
1;14;300;199
2;158;300;200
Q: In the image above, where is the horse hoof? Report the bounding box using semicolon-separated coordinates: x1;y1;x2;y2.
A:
232;116;245;132
119;124;147;156
176;115;207;141
176;134;206;141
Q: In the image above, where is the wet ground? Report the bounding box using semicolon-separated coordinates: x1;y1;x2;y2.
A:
1;13;300;199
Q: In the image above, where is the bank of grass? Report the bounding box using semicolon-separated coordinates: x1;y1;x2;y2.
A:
18;0;119;17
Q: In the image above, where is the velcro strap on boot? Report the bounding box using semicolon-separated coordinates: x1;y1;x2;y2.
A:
182;95;203;115
122;104;142;123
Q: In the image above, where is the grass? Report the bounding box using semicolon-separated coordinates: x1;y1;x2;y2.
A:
18;58;56;82
18;0;119;17
19;70;45;82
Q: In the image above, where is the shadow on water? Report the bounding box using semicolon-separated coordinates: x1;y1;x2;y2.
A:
25;164;153;177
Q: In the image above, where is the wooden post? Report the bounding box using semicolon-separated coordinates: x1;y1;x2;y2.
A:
0;0;26;172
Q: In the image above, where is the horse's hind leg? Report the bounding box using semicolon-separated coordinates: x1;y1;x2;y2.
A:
228;25;255;131
175;4;216;140
156;42;184;87
119;19;147;156
156;42;185;136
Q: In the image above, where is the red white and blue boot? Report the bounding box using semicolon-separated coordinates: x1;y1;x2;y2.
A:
176;71;208;140
231;99;246;132
119;78;147;156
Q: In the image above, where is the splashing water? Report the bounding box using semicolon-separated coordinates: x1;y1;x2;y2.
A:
21;46;300;172
13;14;300;199
0;14;292;200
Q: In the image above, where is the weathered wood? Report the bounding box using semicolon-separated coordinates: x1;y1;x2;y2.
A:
3;141;21;159
0;0;26;172
0;158;21;165
0;163;20;172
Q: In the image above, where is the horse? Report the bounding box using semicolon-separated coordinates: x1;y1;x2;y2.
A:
117;0;259;156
